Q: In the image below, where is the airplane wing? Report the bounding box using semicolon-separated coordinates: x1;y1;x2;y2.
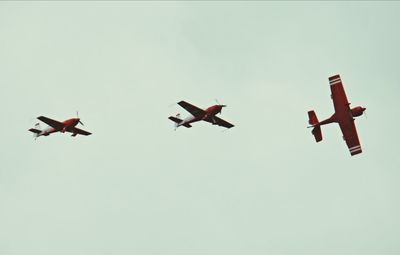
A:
37;116;64;129
204;115;234;129
70;127;92;136
178;101;205;117
330;75;362;156
329;75;350;113
339;120;362;156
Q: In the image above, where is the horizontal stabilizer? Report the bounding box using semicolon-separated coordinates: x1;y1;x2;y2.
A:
312;126;323;142
28;128;41;134
168;116;192;128
169;116;182;124
308;110;322;142
308;110;319;125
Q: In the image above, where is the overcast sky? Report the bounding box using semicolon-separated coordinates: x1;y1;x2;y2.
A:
1;2;400;255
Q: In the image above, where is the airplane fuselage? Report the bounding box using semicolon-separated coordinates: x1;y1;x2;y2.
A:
38;118;81;136
177;105;223;127
313;106;366;128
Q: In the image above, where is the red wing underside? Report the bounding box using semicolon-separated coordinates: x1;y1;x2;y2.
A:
329;75;350;113
329;75;362;156
339;121;362;156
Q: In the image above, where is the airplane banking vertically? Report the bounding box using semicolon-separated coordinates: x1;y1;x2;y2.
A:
28;115;92;138
308;75;366;156
169;100;234;129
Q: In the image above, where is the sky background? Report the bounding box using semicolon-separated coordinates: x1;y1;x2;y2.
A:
1;2;400;255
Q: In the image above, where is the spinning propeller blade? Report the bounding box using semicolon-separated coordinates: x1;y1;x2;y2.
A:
215;99;227;114
76;111;84;125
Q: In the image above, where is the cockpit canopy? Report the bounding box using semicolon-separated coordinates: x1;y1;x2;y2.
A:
351;106;366;117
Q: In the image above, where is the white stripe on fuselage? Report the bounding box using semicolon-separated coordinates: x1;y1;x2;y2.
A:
39;126;56;136
178;115;197;126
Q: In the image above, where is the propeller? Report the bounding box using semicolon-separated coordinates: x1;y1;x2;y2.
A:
76;111;84;126
215;99;227;114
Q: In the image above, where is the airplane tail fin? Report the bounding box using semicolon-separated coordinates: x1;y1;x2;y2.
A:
308;110;322;142
168;116;192;128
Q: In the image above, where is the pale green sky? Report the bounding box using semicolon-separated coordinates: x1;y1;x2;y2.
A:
1;2;400;255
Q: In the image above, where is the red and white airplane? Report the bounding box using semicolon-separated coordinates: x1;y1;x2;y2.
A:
169;100;234;129
308;74;366;156
28;115;92;138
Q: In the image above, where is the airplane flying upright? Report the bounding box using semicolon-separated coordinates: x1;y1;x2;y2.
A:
308;75;366;156
169;100;234;129
28;115;92;138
